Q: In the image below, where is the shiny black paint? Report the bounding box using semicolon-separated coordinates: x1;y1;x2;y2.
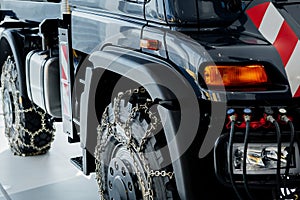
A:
70;1;298;199
2;0;300;199
0;0;60;22
71;6;291;102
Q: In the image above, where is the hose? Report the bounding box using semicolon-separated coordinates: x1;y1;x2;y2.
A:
227;110;243;200
265;111;282;199
285;121;295;177
273;119;282;199
282;120;295;197
243;119;255;200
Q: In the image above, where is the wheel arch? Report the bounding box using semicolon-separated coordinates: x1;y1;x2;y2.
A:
80;48;200;200
0;29;28;97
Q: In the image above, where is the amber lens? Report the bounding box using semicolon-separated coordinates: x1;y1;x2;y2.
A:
204;65;268;87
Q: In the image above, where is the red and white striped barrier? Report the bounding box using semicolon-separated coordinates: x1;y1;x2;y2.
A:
247;2;300;97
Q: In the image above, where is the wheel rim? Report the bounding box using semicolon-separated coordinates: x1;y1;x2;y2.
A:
107;144;144;200
108;158;137;200
96;89;175;200
3;88;14;128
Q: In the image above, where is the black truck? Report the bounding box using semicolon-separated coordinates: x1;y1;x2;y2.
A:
1;0;300;199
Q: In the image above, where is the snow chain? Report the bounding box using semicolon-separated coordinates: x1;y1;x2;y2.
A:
95;88;174;200
0;56;55;156
17;108;55;156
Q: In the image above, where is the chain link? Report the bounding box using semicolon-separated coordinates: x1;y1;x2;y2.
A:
94;107;108;200
95;88;174;200
150;170;174;179
0;56;55;156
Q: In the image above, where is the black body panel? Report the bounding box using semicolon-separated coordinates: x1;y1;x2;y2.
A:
2;0;300;199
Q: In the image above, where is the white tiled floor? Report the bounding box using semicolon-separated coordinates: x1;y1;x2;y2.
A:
0;106;99;199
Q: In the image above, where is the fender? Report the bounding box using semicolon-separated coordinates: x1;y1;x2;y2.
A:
246;0;300;98
80;47;203;200
0;29;28;97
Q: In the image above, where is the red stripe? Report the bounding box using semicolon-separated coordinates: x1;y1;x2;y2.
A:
273;21;298;66
63;83;69;115
293;86;300;97
61;64;67;80
61;45;68;61
246;2;270;28
60;44;68;81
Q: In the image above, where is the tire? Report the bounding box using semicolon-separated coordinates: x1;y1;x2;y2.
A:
1;56;55;156
95;87;179;200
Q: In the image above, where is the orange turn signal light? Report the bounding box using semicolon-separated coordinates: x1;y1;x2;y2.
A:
140;39;160;51
204;64;268;87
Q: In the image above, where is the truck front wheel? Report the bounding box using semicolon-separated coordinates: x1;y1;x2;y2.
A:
1;56;55;156
95;87;179;200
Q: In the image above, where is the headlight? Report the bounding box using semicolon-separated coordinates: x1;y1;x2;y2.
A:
203;64;268;88
232;143;299;175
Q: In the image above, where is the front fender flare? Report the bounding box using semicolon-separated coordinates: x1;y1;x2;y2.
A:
81;49;202;200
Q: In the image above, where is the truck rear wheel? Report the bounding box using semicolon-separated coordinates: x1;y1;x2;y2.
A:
1;56;55;156
95;87;178;200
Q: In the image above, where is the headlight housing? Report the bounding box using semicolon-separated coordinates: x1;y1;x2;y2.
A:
232;143;299;175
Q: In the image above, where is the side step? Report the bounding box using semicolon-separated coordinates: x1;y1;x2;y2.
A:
70;150;96;175
70;156;83;171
